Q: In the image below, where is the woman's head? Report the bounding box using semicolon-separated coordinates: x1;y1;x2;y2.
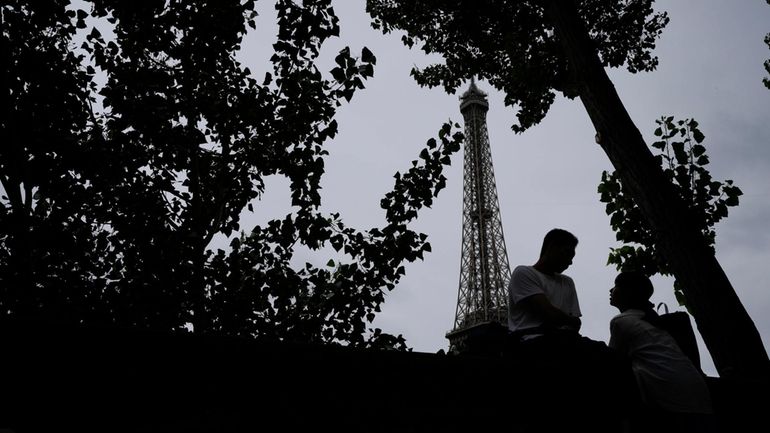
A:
610;271;654;311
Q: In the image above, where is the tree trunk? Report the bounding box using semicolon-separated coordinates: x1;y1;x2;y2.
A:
545;0;770;382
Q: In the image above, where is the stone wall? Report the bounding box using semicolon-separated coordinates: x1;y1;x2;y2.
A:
0;320;763;432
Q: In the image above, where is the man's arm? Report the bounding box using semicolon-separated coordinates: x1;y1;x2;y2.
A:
517;293;581;331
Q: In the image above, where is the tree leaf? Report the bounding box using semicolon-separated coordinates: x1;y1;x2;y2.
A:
361;46;376;64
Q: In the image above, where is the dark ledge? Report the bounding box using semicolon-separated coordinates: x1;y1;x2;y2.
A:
0;320;764;432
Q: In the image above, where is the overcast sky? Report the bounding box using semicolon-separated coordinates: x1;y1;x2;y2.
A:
237;0;770;376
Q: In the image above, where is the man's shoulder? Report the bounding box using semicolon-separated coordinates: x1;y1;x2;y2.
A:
512;265;544;284
513;265;538;276
558;273;575;285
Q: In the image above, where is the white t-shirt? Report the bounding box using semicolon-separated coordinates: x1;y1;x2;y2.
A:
609;309;713;414
507;265;581;333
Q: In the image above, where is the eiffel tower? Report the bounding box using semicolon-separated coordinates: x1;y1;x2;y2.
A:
446;80;512;353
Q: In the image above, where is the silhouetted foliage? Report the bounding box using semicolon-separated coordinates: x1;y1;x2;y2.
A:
765;0;770;89
367;0;668;132
599;117;742;306
1;0;462;348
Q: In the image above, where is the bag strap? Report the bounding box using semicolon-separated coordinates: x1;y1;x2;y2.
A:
656;302;669;315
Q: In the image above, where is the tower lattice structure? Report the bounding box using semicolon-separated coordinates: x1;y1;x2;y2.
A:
446;80;512;351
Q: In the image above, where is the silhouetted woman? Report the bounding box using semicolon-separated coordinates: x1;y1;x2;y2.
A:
609;271;715;433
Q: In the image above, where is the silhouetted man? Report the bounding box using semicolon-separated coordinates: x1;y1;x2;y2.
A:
508;228;581;340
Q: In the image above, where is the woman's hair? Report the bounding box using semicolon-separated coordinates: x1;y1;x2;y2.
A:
615;271;654;308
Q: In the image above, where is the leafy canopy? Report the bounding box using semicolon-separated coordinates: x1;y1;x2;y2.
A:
367;0;668;132
598;117;742;305
765;0;770;89
1;0;462;349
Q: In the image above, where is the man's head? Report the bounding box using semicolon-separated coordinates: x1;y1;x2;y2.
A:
536;228;578;274
610;271;654;311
